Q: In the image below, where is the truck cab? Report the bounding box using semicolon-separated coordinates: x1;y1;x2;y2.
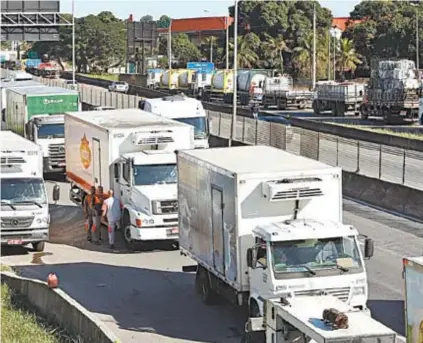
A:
146;69;164;89
0;131;50;252
191;71;212;98
140;95;209;149
246;220;374;317
25;115;65;173
114;150;179;244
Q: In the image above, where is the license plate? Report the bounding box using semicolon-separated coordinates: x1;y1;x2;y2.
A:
7;239;23;245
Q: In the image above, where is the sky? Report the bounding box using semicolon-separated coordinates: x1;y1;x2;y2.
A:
60;0;362;20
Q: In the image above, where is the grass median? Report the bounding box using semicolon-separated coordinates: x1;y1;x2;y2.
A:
1;265;81;343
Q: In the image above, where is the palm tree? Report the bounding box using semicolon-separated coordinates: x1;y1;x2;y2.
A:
336;38;362;79
226;35;259;68
202;36;218;63
263;33;291;73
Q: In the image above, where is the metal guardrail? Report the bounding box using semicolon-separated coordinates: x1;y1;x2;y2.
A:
208;111;423;191
34;75;423;191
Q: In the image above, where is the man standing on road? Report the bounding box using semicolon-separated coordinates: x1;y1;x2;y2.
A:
83;186;96;242
92;185;104;245
102;189;121;250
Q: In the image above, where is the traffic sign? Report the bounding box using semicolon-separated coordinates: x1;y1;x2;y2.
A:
186;62;214;73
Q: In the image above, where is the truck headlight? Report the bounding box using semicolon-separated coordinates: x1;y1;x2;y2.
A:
36;216;50;224
148;219;154;225
352;287;365;296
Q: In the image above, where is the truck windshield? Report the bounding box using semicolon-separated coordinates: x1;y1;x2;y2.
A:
1;178;47;205
174;117;207;139
133;164;177;185
271;236;362;277
37;123;64;138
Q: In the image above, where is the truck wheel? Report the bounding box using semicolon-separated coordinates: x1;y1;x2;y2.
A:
195;267;217;305
337;102;345;117
360;104;369;120
32;242;45;252
331;102;338;116
312;100;320;115
122;212;136;250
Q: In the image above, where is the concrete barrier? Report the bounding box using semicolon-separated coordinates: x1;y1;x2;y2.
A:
209;135;423;221
1;271;120;343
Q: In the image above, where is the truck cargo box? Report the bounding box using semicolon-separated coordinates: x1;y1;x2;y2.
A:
178;145;342;292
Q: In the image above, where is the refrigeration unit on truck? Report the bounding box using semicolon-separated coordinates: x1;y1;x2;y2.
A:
65;109;195;249
242;295;396;343
261;75;312;110
0;131;50;252
202;69;234;103
146;69;164;89
4;85;81;173
360;59;422;124
313;82;365;116
237;69;275;105
403;256;423;343
140;94;209;149
1;68;33;81
179;145;374;319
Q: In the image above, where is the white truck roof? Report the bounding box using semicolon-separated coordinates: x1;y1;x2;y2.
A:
144;95;205;119
8;85;78;96
254;219;357;242
1;131;41;151
65;108;190;131
270;295;396;343
0;80;41;89
181;146;338;175
405;256;423;265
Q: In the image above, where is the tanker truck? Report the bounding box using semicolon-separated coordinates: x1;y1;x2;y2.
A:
237;69;275;105
146;69;163;89
202;69;234;103
159;69;181;93
178;69;196;95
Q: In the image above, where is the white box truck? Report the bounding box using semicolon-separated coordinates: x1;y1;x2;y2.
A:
0;131;51;252
403;256;423;343
178;145;374;318
64;108;195;248
140;95;210;149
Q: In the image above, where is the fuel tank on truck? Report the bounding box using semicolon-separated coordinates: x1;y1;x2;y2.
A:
178;69;195;88
212;69;233;93
161;70;180;88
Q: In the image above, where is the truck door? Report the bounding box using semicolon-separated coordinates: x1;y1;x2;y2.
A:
211;186;225;276
92;138;101;186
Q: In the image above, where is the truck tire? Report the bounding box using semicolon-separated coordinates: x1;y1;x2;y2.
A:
195;267;218;305
337;102;345;117
312;100;320;115
360;104;369;120
331;102;338;116
32;242;45;252
122;211;136;251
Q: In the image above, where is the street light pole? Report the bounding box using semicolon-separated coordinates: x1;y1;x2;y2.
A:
312;2;316;89
416;6;419;70
226;16;229;69
168;19;172;71
210;39;213;63
72;0;75;85
229;0;238;147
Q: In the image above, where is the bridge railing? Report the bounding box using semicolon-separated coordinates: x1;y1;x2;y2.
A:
208;110;423;191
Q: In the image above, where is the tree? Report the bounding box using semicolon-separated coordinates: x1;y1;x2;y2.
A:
336;38;362;79
140;15;154;23
157;15;171;28
202;36;218;62
264;33;291;72
170;33;201;67
227;35;259;68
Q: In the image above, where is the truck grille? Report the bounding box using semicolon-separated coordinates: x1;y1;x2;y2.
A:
294;287;350;301
153;200;178;214
48;144;66;166
1;216;34;229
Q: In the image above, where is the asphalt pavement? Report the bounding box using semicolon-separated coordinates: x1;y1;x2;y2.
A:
1;178;422;342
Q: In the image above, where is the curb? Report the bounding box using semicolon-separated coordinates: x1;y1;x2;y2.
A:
1;271;121;343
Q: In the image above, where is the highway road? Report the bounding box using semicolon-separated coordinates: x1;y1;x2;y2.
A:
2;179;422;342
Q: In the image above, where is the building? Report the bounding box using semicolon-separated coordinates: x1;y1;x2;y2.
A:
332;17;363;31
157;16;233;44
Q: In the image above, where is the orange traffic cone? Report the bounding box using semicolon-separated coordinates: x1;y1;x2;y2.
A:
47;273;58;288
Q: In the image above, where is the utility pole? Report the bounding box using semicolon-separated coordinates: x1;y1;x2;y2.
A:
226;16;229;69
327;30;330;80
417;6;420;70
72;0;75;86
229;0;238;147
210;39;213;63
168;19;172;71
312;2;316;89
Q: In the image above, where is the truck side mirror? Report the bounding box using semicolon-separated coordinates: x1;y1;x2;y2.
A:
247;248;254;268
52;184;60;202
114;164;120;181
364;238;374;259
